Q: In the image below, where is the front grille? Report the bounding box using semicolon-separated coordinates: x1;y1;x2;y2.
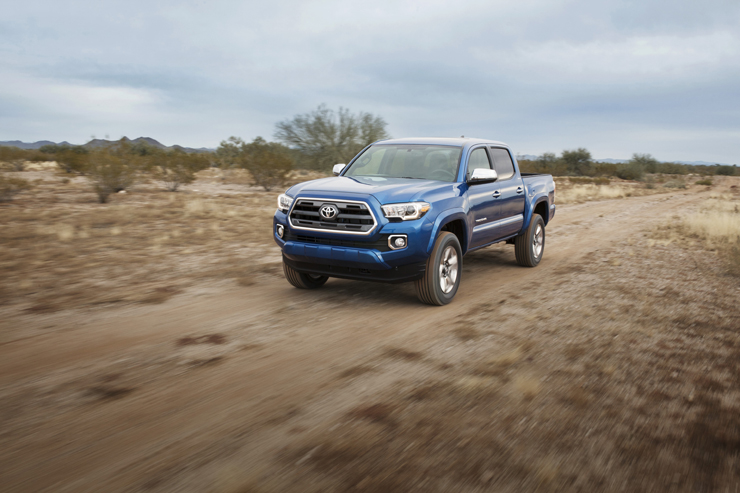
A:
289;198;377;234
284;232;391;252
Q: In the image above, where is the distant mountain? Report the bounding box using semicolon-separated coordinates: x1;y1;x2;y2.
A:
0;140;73;149
0;137;214;154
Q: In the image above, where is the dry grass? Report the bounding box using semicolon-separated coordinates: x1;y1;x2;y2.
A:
555;179;644;204
679;192;740;274
0;170;281;311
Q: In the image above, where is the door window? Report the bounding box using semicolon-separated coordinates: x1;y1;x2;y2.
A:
466;148;491;180
489;148;515;180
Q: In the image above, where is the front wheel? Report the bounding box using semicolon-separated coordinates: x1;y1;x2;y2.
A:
515;213;545;267
283;260;329;289
414;232;462;306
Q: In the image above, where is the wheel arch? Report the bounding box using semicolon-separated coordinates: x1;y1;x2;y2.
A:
533;198;550;225
428;209;469;254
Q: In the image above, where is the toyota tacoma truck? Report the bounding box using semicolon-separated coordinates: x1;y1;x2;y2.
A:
273;137;555;305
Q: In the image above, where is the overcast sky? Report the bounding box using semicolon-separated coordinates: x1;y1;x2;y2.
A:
1;0;739;162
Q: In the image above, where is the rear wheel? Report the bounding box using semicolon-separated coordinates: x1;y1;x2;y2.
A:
283;260;329;289
414;232;462;306
515;213;545;267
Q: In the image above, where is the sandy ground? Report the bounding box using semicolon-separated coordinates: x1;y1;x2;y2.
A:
1;177;739;492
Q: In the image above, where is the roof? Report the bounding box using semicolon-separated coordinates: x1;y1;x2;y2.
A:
374;137;508;147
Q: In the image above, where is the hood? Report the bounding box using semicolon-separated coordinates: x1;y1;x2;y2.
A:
287;176;456;204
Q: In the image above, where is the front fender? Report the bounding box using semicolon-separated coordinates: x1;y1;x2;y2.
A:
428;208;469;254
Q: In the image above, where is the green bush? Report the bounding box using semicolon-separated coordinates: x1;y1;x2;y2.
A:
593;162;617;177
695;179;713;186
615;161;645;181
716;165;737;176
239;137;294;191
655;162;687;174
153;150;210;191
86;148;138;203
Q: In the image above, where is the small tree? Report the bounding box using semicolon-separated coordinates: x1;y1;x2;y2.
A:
561;148;594;176
240;137;293;191
275;104;390;170
0;173;32;201
629;153;658;174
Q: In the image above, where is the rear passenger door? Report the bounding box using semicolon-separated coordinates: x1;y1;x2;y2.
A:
488;147;525;239
466;147;504;248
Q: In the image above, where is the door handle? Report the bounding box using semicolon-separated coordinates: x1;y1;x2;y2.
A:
492;191;501;198
516;186;524;194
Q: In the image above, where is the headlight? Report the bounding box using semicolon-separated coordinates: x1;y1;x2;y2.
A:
381;201;431;221
277;194;293;212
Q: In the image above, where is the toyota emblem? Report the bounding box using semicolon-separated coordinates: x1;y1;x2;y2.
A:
319;204;339;220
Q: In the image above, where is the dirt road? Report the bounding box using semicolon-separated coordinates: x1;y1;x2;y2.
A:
2;187;739;492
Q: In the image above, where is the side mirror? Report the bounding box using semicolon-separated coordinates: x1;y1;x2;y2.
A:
469;168;498;183
333;164;346;176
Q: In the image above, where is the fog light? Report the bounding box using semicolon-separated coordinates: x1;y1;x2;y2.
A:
276;224;285;238
388;235;407;250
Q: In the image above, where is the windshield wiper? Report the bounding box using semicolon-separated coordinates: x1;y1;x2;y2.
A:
399;176;423;180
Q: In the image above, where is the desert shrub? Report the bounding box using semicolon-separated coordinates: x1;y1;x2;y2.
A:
593;162;617;177
615;161;645;181
154;150;210;191
715;165;737;176
240;137;293;191
568;176;610;185
629;153;659;173
519;153;569;176
221;137;294;191
663;179;686;189
86;149;137;203
0;146;28;171
56;147;90;174
655;161;687;174
0;174;32;201
695;179;713;186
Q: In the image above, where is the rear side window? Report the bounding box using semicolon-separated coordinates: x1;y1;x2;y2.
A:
489;148;515;180
466;148;491;179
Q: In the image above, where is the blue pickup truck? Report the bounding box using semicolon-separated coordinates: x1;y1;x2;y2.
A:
273;137;555;305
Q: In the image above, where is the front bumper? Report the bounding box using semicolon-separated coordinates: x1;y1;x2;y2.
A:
273;207;433;283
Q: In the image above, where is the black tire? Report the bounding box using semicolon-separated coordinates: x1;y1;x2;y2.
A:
283;260;329;289
414;232;462;306
515;213;545;267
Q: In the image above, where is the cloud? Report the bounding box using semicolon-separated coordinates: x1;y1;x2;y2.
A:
0;0;738;162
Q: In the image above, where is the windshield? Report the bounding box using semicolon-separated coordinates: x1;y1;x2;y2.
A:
344;144;462;182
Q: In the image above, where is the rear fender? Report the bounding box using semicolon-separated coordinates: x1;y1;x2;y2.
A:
521;196;550;234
